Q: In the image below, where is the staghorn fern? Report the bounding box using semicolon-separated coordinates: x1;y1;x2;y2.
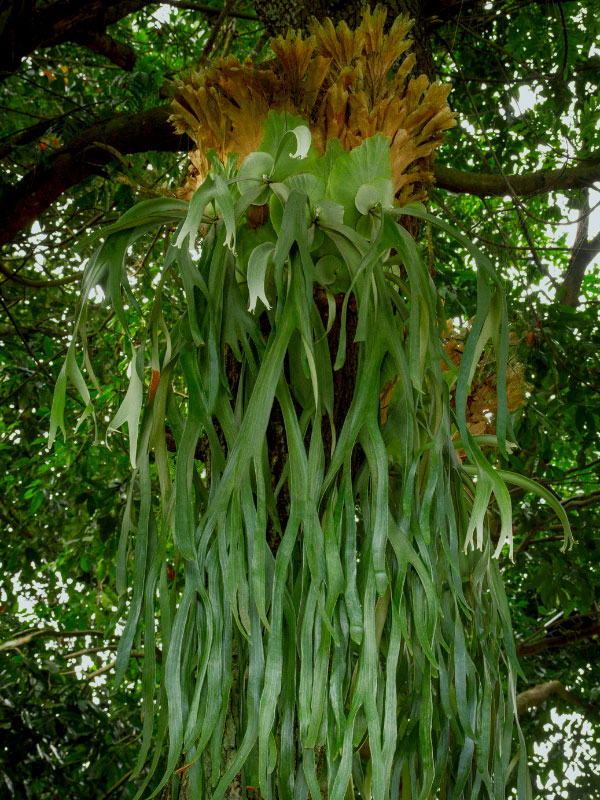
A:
49;113;571;800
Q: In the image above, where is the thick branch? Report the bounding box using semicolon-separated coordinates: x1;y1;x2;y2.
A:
72;30;138;71
0;0;150;78
0;116;60;159
434;159;600;198
516;623;600;657
2;103;599;247
516;680;599;720
561;228;600;307
164;1;259;21
0;106;191;247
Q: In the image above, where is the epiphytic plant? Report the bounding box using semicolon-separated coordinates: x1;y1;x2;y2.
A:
50;9;571;800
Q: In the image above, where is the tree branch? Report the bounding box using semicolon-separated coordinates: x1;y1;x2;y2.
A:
516;680;599;720
516;623;600;657
0;627;109;651
163;1;259;21
0;105;191;247
434;158;600;198
71;30;138;71
1;103;599;247
0;0;151;78
0;115;69;159
0;261;83;287
561;226;600;307
97;770;134;800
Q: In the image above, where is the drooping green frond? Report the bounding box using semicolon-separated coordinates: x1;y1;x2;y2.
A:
52;113;572;799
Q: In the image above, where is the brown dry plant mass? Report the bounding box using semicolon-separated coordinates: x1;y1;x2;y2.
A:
171;5;455;207
442;323;531;440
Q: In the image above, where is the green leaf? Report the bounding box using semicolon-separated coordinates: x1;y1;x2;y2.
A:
107;346;144;468
462;465;574;551
176;173;236;252
80;198;188;248
237;151;274;201
258;111;318;182
327;134;392;226
314;254;344;286
247;242;275;312
355;178;394;215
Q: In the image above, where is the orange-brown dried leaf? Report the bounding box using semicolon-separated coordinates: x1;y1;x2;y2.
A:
380;374;399;427
311;17;365;69
170;5;455;210
301;55;333;118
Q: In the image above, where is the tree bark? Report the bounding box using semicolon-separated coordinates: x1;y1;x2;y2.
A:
559;190;600;307
560;227;600;306
516;622;600;657
71;30;138;71
434;160;600;198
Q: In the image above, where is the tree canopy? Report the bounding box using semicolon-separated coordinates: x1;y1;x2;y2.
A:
1;2;599;799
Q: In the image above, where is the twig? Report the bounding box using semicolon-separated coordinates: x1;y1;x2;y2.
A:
0;262;83;288
0;628;109;652
438;33;558;286
64;645;120;659
0;292;52;378
202;0;237;57
98;770;135;800
81;651;144;681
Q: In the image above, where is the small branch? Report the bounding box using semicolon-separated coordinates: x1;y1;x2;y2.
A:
517;535;565;550
98;770;134;800
0;628;110;652
565;457;600;475
563;489;600;508
81;660;118;680
0;262;83;288
0;292;52;379
81;651;143;681
202;0;237;57
65;645;120;659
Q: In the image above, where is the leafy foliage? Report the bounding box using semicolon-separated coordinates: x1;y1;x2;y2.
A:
1;3;599;800
49;112;573;799
171;7;455;209
0;613;142;800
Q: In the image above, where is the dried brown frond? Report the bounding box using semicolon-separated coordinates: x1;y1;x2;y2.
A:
171;4;455;206
442;322;531;440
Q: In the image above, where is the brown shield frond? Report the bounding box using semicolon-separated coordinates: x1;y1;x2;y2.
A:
171;5;456;205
